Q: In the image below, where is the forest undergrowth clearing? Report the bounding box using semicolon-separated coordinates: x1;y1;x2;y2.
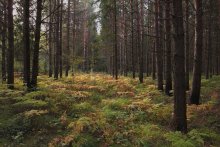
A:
0;73;220;146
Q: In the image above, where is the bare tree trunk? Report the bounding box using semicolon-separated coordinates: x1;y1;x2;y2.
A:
23;0;31;88
1;1;7;82
165;0;172;95
7;0;14;89
49;0;53;77
65;0;71;77
190;0;203;105
131;0;135;79
114;0;118;80
155;0;163;90
59;0;63;78
206;0;213;79
215;32;219;75
31;0;43;87
185;0;190;90
139;0;144;83
172;0;187;133
123;1;128;76
54;0;60;80
72;0;76;76
152;42;156;80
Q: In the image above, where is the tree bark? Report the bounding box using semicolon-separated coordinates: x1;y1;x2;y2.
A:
31;0;43;87
1;1;7;82
23;0;31;88
54;0;60;80
49;0;53;77
7;0;14;89
172;0;187;133
165;0;172;95
65;0;71;77
131;0;135;79
155;0;163;90
59;0;63;78
185;0;190;90
139;0;144;83
114;0;118;80
190;0;203;105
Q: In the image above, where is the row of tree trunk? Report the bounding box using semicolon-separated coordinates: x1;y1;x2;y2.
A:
103;0;219;133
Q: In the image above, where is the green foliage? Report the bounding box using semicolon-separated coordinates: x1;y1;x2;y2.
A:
136;124;167;147
12;99;48;113
1;74;220;146
188;129;220;146
165;129;220;147
147;104;173;125
90;92;104;104
201;76;220;102
0;89;24;98
73;134;99;147
24;91;49;100
103;98;130;110
165;132;196;147
103;107;128;121
70;102;95;118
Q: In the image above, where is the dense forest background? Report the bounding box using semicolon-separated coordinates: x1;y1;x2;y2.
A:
1;0;220;146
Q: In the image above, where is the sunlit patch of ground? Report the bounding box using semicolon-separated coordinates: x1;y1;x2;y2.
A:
0;73;220;146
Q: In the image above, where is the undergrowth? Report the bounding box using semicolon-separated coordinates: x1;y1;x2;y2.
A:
0;73;220;146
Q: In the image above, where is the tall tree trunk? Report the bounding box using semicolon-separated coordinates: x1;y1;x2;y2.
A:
185;0;190;90
206;23;212;79
139;0;144;83
65;0;71;77
135;0;143;83
54;0;60;80
206;0;213;79
131;0;135;79
59;0;63;78
49;0;53;77
72;0;76;76
31;0;43;87
123;1;128;76
172;0;187;133
165;0;172;95
7;0;14;89
114;0;118;80
23;0;31;88
190;0;203;105
155;0;163;90
1;1;7;82
83;5;88;72
152;42;156;80
215;32;219;75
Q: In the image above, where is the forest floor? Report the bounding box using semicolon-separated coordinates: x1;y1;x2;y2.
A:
0;73;220;147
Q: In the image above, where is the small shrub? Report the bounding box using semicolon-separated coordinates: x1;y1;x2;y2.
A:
90;92;104;104
24;91;49;101
70;102;95;118
12;99;48;113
